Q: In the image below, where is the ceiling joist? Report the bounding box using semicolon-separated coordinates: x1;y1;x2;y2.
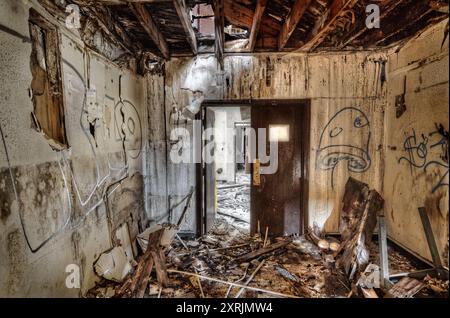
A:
278;0;312;50
247;0;267;52
299;0;359;52
130;3;170;59
214;0;225;70
173;0;198;54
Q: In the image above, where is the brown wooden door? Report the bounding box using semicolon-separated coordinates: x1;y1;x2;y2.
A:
251;101;310;237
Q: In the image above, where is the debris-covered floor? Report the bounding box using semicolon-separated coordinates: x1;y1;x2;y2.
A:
87;177;449;299
87;213;448;298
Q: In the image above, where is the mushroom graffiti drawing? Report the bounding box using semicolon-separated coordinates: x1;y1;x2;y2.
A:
316;107;372;188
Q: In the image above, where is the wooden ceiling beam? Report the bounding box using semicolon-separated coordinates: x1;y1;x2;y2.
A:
338;0;405;49
173;0;198;54
214;0;225;70
299;0;358;51
278;0;311;50
247;0;267;52
224;1;280;36
130;3;170;59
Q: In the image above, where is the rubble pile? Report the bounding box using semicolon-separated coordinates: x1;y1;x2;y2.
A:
86;177;448;298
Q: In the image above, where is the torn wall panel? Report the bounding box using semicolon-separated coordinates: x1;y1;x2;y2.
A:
0;0;150;297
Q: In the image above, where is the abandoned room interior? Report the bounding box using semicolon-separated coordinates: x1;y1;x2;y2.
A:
0;0;449;300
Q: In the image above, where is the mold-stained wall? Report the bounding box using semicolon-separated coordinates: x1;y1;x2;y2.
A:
384;19;449;265
165;51;388;234
0;0;150;297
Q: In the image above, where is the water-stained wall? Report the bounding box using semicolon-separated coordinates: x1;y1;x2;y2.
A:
165;50;388;234
0;0;150;297
384;19;449;265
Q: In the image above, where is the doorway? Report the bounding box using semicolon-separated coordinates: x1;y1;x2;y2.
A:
199;100;310;238
202;106;252;234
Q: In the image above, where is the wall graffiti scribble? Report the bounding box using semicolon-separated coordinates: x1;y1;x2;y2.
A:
398;126;449;194
316;107;372;189
114;100;143;160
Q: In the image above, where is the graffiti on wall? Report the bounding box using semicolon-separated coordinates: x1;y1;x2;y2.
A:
398;124;449;193
114;100;143;160
316;107;372;189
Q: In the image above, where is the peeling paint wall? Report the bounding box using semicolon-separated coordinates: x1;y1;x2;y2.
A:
165;50;388;234
0;0;150;297
384;19;449;264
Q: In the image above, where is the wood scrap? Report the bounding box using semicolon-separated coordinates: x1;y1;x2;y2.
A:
360;287;378;298
235;259;266;298
385;277;425;298
236;240;291;263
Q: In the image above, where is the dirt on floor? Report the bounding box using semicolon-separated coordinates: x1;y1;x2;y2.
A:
86;214;449;299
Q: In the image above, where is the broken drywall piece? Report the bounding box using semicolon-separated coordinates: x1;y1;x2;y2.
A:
94;246;132;283
137;224;178;252
357;263;380;289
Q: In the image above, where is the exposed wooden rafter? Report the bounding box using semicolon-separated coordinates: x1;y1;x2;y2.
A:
223;1;280;36
338;0;405;49
130;3;170;59
214;0;225;70
278;0;311;50
247;0;267;52
173;0;198;54
299;0;358;52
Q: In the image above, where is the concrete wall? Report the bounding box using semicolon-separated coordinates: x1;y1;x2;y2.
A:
0;0;150;297
165;51;388;234
384;19;449;265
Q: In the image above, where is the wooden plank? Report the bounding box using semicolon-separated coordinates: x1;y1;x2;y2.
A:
247;0;267;52
173;0;197;54
235;240;291;263
135;256;154;298
360;287;378;298
278;0;311;49
130;3;170;59
299;0;358;51
385;277;425;298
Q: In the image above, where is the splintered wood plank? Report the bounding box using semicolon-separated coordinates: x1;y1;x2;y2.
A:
173;0;197;54
385;277;425;298
135;256;155;298
278;0;311;49
361;287;378;298
235;240;291;263
248;0;267;51
130;3;170;59
299;0;358;51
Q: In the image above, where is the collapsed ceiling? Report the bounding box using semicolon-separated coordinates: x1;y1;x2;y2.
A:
39;0;449;66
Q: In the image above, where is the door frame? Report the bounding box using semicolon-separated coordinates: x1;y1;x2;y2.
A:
197;99;311;236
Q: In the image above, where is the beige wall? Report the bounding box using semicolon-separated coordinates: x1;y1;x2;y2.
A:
165;50;388;234
384;19;449;265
